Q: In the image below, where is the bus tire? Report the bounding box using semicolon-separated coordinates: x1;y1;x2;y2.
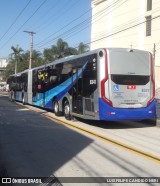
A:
53;100;62;116
64;101;71;120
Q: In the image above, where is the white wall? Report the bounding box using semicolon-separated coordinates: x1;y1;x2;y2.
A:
91;0;160;90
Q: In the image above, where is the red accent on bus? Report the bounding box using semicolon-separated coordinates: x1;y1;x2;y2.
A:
147;53;155;106
101;49;113;106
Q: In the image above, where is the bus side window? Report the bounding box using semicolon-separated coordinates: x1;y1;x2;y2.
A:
49;69;57;84
60;63;72;83
23;75;28;92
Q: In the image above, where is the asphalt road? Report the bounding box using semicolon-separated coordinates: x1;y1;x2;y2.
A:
0;95;93;185
0;95;160;186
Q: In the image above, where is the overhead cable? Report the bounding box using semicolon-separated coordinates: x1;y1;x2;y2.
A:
0;0;32;42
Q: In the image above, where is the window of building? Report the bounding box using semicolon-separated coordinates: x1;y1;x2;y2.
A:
147;0;152;11
146;16;152;36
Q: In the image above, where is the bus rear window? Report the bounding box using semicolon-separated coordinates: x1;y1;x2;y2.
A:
111;75;150;85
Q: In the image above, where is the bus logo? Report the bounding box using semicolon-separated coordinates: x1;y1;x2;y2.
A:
127;85;136;89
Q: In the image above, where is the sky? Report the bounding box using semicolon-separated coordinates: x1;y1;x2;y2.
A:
0;0;91;59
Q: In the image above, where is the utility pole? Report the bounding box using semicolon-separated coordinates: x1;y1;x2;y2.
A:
23;31;36;69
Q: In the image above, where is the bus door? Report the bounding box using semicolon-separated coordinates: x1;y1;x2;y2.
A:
72;68;83;114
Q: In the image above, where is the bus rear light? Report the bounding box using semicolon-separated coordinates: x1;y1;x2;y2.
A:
147;53;155;106
101;49;113;107
106;112;116;115
148;110;153;114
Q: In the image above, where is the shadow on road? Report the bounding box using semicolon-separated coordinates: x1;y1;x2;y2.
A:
74;117;157;130
0;95;93;181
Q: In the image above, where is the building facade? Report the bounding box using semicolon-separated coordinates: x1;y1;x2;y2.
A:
0;59;9;81
91;0;160;90
0;59;9;68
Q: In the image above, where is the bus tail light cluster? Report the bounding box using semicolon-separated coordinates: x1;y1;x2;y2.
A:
147;53;155;106
106;112;116;115
101;49;113;106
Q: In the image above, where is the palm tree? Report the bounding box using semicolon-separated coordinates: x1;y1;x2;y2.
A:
56;38;68;58
51;38;69;59
43;48;54;63
78;42;89;54
11;45;23;74
31;50;44;68
44;39;88;63
64;47;78;56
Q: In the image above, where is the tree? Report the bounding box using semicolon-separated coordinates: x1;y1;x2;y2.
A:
4;49;44;80
31;50;44;68
11;45;23;74
3;63;15;81
43;48;54;63
20;50;44;69
78;42;89;54
50;38;79;60
4;39;90;81
64;47;78;56
51;38;69;59
43;39;89;63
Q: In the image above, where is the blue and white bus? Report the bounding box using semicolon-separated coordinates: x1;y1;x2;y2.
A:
7;48;156;121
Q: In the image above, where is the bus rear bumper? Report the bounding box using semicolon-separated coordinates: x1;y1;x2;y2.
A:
99;98;156;121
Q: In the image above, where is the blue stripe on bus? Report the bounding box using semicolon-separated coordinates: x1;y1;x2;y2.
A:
32;62;87;108
99;98;156;121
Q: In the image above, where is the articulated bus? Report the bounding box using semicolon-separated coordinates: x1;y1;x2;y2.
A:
7;48;156;121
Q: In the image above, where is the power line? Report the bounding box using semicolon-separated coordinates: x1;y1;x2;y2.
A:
86;15;160;45
36;0;123;48
34;0;112;46
0;0;48;51
29;0;61;31
35;7;92;46
87;5;160;45
61;0;128;43
32;0;80;33
0;0;32;42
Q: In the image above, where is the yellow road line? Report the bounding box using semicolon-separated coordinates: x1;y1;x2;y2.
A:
16;102;160;164
42;113;160;164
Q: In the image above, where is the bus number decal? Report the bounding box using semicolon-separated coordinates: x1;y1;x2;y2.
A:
90;80;96;85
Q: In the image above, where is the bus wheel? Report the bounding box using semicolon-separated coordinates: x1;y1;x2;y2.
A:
53;100;62;116
64;101;71;120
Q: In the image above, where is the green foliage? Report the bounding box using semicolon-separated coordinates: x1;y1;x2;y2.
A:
78;42;89;54
4;39;90;80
